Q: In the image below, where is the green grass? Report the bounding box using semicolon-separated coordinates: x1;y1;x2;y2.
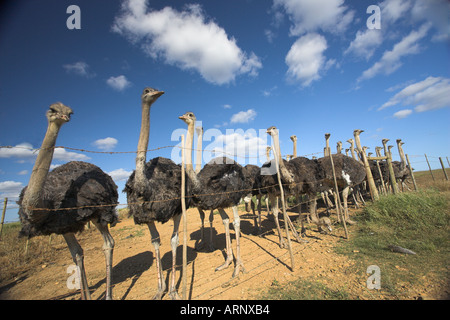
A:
261;187;450;300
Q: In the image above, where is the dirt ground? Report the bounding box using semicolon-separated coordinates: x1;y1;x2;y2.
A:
0;206;447;300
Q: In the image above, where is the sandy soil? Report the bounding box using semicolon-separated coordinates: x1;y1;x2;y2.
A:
0;206;447;300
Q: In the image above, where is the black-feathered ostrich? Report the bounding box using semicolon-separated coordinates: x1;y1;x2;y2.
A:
260;126;330;247
179;112;249;278
317;153;366;224
124;88;189;300
18;103;118;300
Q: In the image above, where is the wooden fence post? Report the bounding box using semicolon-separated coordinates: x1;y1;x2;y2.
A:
439;157;449;181
405;154;418;191
424;154;435;181
272;146;295;270
329;155;348;239
181;135;188;300
0;198;7;240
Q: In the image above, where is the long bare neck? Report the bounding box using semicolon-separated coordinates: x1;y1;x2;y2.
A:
397;142;406;168
195;128;202;174
23;121;61;210
135;102;151;183
185;121;198;185
272;133;294;184
292;140;297;158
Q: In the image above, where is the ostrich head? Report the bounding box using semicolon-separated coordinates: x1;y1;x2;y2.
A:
46;102;73;125
325;133;331;139
382;138;389;147
141;87;164;105
353;129;364;136
266;126;278;136
347;138;354;145
290;135;297;142
179;111;196;125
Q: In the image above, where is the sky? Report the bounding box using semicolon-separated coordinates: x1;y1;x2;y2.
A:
0;0;449;222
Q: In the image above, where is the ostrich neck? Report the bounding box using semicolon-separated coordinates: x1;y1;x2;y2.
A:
292;141;297;158
397;142;406;168
135;102;151;183
272;133;294;184
185;121;199;186
24;121;61;209
195;130;202;174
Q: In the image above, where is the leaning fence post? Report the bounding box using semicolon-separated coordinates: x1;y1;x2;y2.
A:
424;154;435;181
0;198;7;240
180;135;188;300
439;157;449;181
329;154;348;239
272;146;295;270
405;155;418;191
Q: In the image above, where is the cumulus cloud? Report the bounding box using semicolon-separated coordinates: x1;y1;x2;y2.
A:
0;143;90;162
358;23;430;81
106;75;131;91
112;0;261;85
344;29;382;60
230;109;257;124
63;61;96;78
274;0;354;36
285;33;331;87
108;168;133;181
393;109;413;119
0;180;24;200
212;130;268;164
380;76;450;113
93;137;118;151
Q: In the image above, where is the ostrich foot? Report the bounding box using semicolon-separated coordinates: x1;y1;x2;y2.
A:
152;289;165;300
278;237;288;249
168;290;181;300
231;260;247;279
215;254;233;272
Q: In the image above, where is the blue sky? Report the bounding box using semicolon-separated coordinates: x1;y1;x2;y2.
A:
1;0;449;222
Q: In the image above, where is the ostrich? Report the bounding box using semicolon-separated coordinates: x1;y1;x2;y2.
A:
18;103;118;300
179;111;249;278
261;126;328;247
124;87;188;300
317;153;366;224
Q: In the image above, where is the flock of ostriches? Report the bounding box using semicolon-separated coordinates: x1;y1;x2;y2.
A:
17;87;411;300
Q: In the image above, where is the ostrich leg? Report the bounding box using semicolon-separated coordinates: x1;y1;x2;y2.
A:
92;222;115;300
168;214;182;300
215;208;234;272
147;222;166;300
231;206;246;278
63;233;91;300
195;208;206;250
207;210;215;251
269;194;287;249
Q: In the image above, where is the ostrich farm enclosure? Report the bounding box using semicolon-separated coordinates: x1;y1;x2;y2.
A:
0;170;449;301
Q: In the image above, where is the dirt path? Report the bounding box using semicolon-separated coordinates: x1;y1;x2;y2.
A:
0;207;444;300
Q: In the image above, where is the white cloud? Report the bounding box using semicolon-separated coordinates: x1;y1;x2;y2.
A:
63;61;96;78
0;143;90;162
107;75;131;91
358;23;431;81
230;109;257;124
380;76;450;113
18;170;28;175
93;137;118;151
112;1;262;85
108;168;133;181
0;180;24;200
380;0;413;24
212;131;268;163
411;0;450;41
393;109;413;119
285;33;330;87
274;0;354;36
344;29;382;60
223;104;232;109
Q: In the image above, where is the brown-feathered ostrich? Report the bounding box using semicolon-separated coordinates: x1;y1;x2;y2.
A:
179;112;249;278
18;103;118;300
316;153;366;224
124;87;189;300
260;126;328;247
